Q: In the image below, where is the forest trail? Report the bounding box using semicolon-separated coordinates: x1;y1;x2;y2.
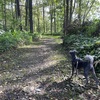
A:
0;36;100;100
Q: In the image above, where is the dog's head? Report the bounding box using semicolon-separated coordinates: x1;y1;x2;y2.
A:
69;50;77;54
69;50;77;57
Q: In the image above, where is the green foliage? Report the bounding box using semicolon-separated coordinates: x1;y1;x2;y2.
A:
65;19;100;36
63;34;100;72
0;30;33;53
82;19;100;36
65;23;82;35
32;32;42;41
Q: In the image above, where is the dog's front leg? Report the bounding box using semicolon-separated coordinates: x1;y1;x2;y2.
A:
76;61;78;76
70;63;75;79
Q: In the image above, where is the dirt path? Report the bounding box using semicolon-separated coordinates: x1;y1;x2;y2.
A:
0;36;100;100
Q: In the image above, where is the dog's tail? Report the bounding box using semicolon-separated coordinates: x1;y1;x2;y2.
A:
84;55;94;64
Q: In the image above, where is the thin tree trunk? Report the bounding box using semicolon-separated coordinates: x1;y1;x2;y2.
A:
37;15;40;32
11;0;15;30
63;0;66;35
29;0;33;33
66;0;69;25
43;4;45;33
25;0;28;30
50;4;53;35
54;4;56;33
15;0;22;30
82;0;95;24
69;0;73;24
78;0;82;24
36;5;40;33
4;0;7;31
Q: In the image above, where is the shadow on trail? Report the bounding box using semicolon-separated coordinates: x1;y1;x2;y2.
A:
1;78;99;100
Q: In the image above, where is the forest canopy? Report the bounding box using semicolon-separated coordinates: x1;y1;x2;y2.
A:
0;0;100;35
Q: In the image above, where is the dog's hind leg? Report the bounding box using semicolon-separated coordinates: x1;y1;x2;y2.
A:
91;67;99;86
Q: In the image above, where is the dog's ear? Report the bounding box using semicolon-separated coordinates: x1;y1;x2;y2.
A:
69;50;72;54
69;50;77;54
73;50;77;53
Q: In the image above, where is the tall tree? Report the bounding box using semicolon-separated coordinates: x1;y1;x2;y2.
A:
36;1;40;33
54;2;56;33
69;0;73;23
3;0;7;31
29;0;33;33
50;2;53;34
82;0;96;24
15;0;22;30
66;0;69;25
25;0;29;30
63;0;66;35
42;1;46;33
78;0;82;24
11;0;15;29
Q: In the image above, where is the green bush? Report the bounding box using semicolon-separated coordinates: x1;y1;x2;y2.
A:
82;19;100;36
0;30;33;53
32;32;42;41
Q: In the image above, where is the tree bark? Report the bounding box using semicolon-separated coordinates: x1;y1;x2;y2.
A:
54;4;56;33
43;4;45;33
15;0;22;30
63;0;66;35
50;4;53;35
66;0;69;25
25;0;29;30
29;0;33;33
78;0;82;24
3;0;7;31
69;0;73;24
82;0;95;24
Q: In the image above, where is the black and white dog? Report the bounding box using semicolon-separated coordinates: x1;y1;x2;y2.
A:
69;50;99;86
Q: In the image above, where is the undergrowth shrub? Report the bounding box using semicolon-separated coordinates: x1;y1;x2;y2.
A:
32;32;42;41
0;30;33;53
63;34;100;72
82;19;100;36
64;19;100;36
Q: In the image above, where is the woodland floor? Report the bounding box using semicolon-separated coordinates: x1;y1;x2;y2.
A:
0;36;100;100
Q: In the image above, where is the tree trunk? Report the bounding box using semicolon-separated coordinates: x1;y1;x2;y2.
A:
25;0;29;30
54;4;56;33
63;0;66;35
37;5;40;33
29;0;33;33
69;0;73;24
3;0;7;31
78;0;82;24
15;0;22;30
66;0;69;25
50;4;53;35
82;0;95;24
43;4;45;33
63;0;69;35
11;0;15;30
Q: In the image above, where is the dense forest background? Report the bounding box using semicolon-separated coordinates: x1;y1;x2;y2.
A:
0;0;100;35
